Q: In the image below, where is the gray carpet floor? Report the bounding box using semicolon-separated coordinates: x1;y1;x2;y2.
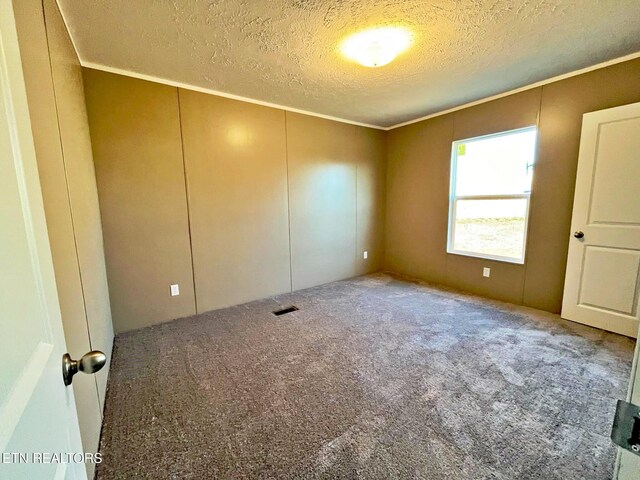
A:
96;273;635;479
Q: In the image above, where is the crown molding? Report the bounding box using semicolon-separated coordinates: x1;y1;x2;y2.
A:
82;50;640;132
54;0;82;62
80;62;387;130
386;50;640;130
54;0;640;133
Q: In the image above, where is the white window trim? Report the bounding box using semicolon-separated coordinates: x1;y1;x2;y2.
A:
447;126;537;265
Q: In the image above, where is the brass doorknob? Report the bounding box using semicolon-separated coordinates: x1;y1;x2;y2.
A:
62;351;106;386
574;231;584;239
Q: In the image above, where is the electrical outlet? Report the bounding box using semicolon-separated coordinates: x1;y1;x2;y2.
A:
170;284;180;296
363;251;368;259
483;267;491;278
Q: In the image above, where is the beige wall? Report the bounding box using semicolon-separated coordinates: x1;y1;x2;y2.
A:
524;60;640;312
386;115;452;287
286;113;386;289
82;56;640;329
355;126;386;275
42;0;114;406
385;58;640;312
14;0;114;475
83;71;386;332
83;71;197;332
287;113;358;290
179;91;291;312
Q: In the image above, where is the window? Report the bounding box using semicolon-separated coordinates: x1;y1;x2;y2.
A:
447;127;537;264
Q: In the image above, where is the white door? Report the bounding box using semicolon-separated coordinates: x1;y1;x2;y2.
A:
0;2;86;479
561;102;640;338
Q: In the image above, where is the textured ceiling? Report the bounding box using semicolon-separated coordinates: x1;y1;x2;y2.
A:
58;0;640;128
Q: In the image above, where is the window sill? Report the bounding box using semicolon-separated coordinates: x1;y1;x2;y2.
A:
446;249;525;265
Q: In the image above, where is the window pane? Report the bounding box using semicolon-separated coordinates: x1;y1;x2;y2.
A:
452;198;527;260
455;129;536;196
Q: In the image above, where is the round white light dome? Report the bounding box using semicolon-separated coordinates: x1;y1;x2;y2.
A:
340;27;412;68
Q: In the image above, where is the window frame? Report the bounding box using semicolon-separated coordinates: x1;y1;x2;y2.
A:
447;126;537;265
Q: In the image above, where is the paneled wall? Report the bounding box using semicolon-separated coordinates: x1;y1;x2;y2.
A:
83;70;386;332
287;114;359;290
385;58;640;313
287;113;386;290
524;60;640;312
43;1;114;389
14;0;114;475
179;91;291;313
83;71;196;332
355;126;386;276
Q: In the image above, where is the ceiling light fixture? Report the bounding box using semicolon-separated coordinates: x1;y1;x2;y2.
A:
340;27;412;68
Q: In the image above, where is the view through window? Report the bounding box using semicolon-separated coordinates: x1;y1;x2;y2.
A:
448;127;537;263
